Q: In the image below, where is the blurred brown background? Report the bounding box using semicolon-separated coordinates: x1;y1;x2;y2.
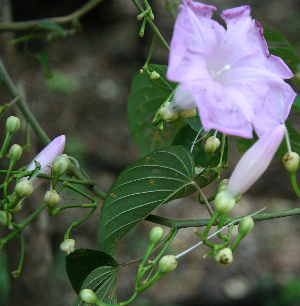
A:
0;0;300;305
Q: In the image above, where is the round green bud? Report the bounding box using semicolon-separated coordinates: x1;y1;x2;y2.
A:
214;191;235;214
60;239;75;254
214;248;233;267
178;108;197;119
150;71;160;80
158;255;177;274
44;190;60;208
52;154;70;178
9;144;22;163
283;152;299;173
149;226;164;244
6;116;21;134
238;216;254;236
0;210;12;226
204;136;220;154
15;180;33;198
158;102;178;121
80;289;101;305
217;179;229;193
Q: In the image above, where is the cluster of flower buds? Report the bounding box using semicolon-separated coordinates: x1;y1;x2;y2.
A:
158;102;197;122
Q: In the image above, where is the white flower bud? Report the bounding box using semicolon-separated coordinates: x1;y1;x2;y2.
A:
44;190;60;208
80;289;101;305
158;255;177;274
283;152;299;173
204;136;220;154
178;108;197;119
60;239;75;254
214;191;235;214
238;216;254;236
149;226;164;244
6;116;21;134
0;210;12;226
15;180;33;198
214;248;233;267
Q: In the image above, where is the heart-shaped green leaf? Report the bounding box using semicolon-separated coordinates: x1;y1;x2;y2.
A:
97;145;195;254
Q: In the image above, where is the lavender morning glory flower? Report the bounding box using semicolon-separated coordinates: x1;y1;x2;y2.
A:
21;135;66;189
167;0;296;138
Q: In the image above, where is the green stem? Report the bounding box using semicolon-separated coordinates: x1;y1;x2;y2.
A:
64;205;98;240
132;0;170;51
289;172;300;198
0;203;47;251
231;233;245;252
11;232;25;278
0;58;50;145
216;133;227;179
143;34;156;71
63;182;95;202
119;292;138;306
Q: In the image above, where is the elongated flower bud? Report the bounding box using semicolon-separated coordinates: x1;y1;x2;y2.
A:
226;125;285;199
21;135;66;190
6;116;21;134
283;152;299;173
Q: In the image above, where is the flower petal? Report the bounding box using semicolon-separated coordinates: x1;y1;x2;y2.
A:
226;124;285;199
167;1;224;83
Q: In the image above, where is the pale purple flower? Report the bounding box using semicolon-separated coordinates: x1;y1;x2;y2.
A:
226;125;285;199
167;0;296;138
21;135;66;189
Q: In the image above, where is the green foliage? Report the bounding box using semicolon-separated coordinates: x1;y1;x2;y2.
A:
264;28;300;74
36;50;53;79
127;65;184;157
292;95;300;112
37;21;67;37
66;248;119;296
97;146;195;254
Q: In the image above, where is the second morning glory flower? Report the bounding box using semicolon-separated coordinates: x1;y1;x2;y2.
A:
167;0;296;138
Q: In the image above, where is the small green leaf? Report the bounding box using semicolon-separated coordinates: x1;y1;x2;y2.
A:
66;248;119;295
38;21;67;37
97;146;195;254
36;50;53;79
127;69;185;156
